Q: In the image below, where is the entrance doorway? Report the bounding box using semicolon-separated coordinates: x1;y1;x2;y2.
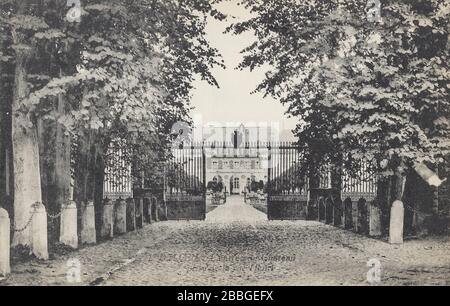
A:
229;176;241;195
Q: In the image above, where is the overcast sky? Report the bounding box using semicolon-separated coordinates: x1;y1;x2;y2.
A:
190;1;297;133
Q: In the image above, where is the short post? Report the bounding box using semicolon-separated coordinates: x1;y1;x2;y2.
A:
81;201;96;244
114;198;127;235
144;197;151;223
343;198;353;229
318;198;325;222
152;197;159;222
389;200;404;244
60;201;78;249
0;208;11;276
369;201;382;237
325;198;333;224
352;199;359;232
101;198;114;239
126;198;136;231
357;199;368;235
135;198;143;228
31;202;49;260
333;199;342;226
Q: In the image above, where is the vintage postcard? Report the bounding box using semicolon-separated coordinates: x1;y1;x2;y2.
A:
0;0;449;293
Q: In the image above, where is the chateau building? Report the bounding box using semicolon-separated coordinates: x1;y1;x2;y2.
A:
203;124;273;194
206;155;267;194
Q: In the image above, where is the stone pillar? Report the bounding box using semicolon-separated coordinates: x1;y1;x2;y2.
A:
31;202;49;260
0;208;11;276
101;198;114;239
343;198;353;229
318;198;325;222
135;198;143;228
81;201;96;244
152;197;159;222
352;199;359;232
114;198;127;235
389;200;404;244
357;199;368;235
126;198;136;231
144;197;151;223
325;198;333;224
60;201;78;249
369;201;382;237
333;199;342;226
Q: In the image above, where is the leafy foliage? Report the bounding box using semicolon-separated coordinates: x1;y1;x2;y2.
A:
230;0;449;177
0;0;226;196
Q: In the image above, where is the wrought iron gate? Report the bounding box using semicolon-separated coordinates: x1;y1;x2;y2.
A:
267;142;308;220
266;141;378;221
164;143;206;220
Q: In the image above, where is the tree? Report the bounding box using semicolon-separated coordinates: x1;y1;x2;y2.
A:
230;0;449;202
0;0;226;246
1;1;49;247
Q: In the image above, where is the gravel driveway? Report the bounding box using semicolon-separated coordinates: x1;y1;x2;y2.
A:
2;196;450;286
103;197;450;286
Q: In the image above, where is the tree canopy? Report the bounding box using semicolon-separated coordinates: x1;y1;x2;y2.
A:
230;0;449;178
0;0;226;187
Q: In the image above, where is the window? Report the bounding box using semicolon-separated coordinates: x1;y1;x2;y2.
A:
218;160;223;169
233;177;240;189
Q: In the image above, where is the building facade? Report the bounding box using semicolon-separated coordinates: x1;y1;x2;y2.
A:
206;155;268;194
203;124;271;194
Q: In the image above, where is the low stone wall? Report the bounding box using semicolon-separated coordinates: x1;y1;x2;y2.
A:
267;194;308;220
165;195;205;220
309;190;390;241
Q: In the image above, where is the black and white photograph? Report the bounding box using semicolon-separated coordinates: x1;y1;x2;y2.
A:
0;0;449;291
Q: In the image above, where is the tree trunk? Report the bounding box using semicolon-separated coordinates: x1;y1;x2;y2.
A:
432;166;439;214
11;51;43;247
74;133;89;204
0;69;4;205
74;131;99;203
37;117;52;211
392;169;406;202
55;91;71;209
0;32;14;215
